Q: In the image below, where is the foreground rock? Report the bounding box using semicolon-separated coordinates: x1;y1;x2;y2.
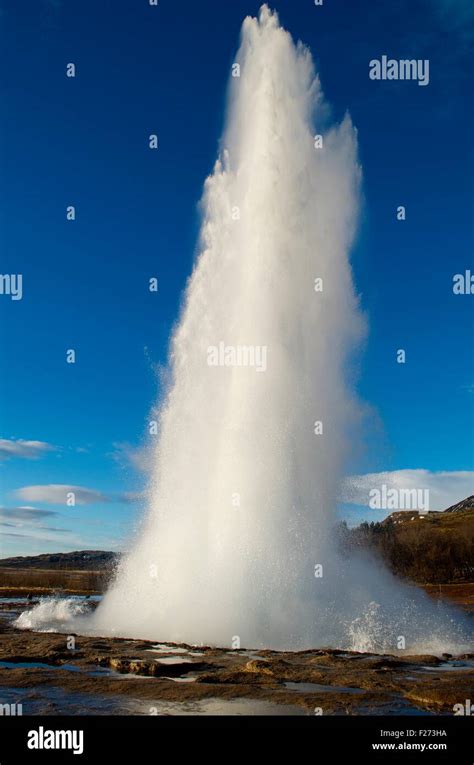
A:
0;603;472;715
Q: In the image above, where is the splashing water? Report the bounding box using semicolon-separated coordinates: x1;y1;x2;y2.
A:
15;597;91;633
19;6;471;653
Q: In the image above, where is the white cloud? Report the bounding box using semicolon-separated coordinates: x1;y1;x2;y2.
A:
0;529;80;545
120;491;145;504
0;439;56;461
14;484;110;505
0;506;72;546
0;523;70;533
13;484;139;506
110;441;152;473
0;506;57;520
341;470;474;511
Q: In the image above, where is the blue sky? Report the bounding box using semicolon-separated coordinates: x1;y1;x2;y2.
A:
0;0;473;556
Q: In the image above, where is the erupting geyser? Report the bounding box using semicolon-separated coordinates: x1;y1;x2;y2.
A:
19;6;471;653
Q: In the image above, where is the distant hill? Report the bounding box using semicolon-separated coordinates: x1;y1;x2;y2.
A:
382;495;474;526
0;550;120;571
342;497;474;584
443;495;474;514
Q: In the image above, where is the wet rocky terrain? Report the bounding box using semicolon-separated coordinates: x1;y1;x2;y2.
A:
0;599;472;716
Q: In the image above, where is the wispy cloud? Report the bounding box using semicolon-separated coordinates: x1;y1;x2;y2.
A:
13;484;139;506
14;485;111;505
341;469;474;511
0;439;56;461
0;524;70;534
120;491;145;504
110;441;152;474
0;506;71;540
0;530;78;544
0;506;58;520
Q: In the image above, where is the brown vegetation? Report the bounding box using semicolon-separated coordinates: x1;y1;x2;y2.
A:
0;567;108;595
340;508;474;585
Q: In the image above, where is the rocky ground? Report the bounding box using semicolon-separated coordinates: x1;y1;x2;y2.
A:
0;600;472;716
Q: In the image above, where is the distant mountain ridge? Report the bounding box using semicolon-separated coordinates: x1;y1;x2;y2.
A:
443;495;474;514
0;550;120;570
383;495;474;526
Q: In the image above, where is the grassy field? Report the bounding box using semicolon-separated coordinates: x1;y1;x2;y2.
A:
421;582;474;613
0;567;108;596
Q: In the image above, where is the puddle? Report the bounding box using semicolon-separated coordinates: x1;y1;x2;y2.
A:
89;670;114;677
109;673;156;680
339;653;378;660
0;686;127;715
357;699;436;716
0;598;33;604
0;661;82;673
148;645;189;655
128;697;307;715
284;681;365;694
421;661;474;672
163;675;198;683
0;661;134;679
155;657;193;665
239;652;266;661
